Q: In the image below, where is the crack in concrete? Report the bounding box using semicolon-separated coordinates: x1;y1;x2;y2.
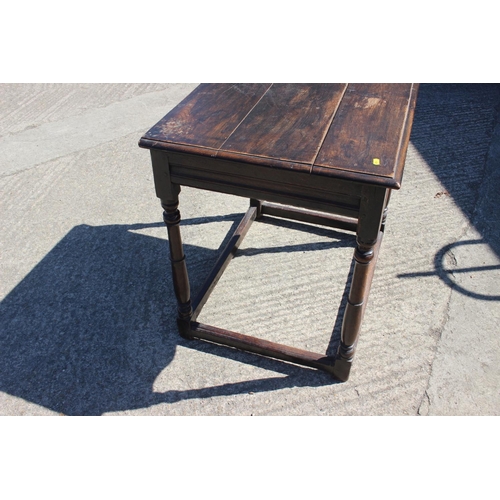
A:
415;183;479;415
416;281;454;415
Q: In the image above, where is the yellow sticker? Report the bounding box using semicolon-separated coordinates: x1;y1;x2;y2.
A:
373;158;380;165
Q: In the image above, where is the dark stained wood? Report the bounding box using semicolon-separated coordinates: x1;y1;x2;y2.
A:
220;83;347;165
189;322;337;376
343;235;384;346
140;84;418;188
141;83;419;381
334;230;384;382
169;162;361;219
260;202;358;233
313;83;419;187
192;206;257;320
150;150;179;200
162;198;192;325
163;150;363;218
142;83;271;150
356;185;388;246
166;150;363;196
340;185;387;358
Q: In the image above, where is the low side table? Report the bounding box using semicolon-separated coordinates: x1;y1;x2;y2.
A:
139;83;418;381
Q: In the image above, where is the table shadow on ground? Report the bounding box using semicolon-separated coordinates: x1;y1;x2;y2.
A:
0;217;351;416
410;83;500;258
398;239;500;301
401;84;500;298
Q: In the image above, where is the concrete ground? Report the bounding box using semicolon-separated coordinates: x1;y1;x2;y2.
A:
1;83;499;416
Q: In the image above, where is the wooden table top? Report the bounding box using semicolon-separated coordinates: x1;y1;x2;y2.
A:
139;83;419;189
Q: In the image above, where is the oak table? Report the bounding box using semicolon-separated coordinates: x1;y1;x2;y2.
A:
139;83;419;381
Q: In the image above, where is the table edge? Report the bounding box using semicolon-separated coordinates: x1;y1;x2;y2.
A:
139;138;403;189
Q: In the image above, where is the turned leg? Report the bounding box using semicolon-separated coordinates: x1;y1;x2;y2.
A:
162;197;193;337
334;238;380;381
334;185;388;381
149;149;193;338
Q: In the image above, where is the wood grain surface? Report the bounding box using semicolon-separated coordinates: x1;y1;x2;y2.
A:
143;83;271;149
221;83;347;164
139;83;419;188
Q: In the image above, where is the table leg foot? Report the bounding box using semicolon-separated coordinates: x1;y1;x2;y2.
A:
333;343;354;381
177;318;194;340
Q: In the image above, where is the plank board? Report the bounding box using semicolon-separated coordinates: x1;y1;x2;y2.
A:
219;83;347;164
313;83;416;180
143;83;271;149
140;83;419;188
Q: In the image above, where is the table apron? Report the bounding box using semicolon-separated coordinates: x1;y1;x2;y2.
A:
166;155;362;219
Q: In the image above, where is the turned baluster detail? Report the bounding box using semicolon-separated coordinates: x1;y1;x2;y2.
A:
334;185;388;381
336;241;376;375
150;150;193;336
162;199;193;330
